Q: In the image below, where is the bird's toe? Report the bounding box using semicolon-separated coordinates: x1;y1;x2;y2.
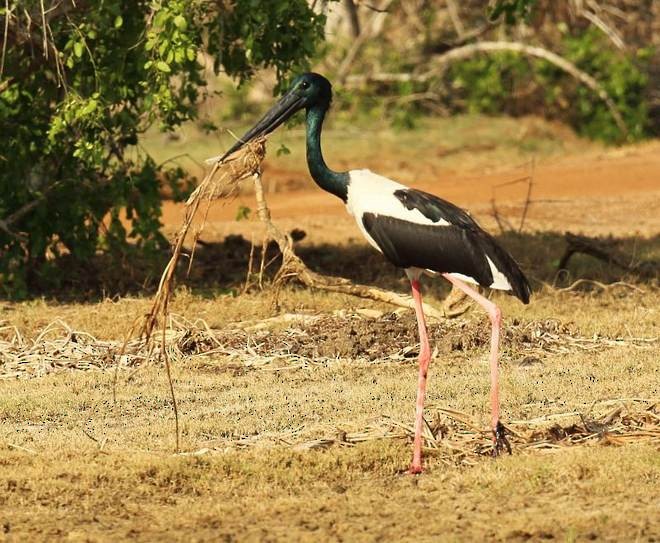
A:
492;421;512;457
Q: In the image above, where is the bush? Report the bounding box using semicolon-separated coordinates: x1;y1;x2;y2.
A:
445;29;651;142
0;0;324;298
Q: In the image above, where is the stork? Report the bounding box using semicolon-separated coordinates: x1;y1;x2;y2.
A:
212;73;531;473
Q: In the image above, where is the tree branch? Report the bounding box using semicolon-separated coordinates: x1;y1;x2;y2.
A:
251;172;452;321
445;0;465;39
342;0;361;38
336;0;395;83
345;40;629;138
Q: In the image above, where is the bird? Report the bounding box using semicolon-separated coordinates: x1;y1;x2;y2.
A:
211;72;531;474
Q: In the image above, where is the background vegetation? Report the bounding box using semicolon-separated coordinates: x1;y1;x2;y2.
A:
1;0;658;297
0;0;324;297
329;0;656;140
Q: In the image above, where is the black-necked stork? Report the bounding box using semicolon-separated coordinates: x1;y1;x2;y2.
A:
213;73;531;473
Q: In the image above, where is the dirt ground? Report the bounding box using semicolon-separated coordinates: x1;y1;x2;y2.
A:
1;119;659;541
161;137;660;240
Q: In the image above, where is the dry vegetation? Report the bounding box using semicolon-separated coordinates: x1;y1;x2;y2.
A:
0;288;658;541
1;120;659;541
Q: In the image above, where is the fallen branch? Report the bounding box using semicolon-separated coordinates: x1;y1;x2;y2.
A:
556;278;644;294
251;172;451;321
558;232;658;279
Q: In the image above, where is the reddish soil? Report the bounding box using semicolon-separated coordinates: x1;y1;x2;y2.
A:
162;141;660;242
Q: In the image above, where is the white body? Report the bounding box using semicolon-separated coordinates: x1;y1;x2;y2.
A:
344;169;513;291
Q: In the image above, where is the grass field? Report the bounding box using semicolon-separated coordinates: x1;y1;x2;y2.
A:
1;116;659;541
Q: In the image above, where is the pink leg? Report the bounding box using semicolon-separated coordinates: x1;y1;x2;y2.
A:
442;274;510;455
409;278;431;474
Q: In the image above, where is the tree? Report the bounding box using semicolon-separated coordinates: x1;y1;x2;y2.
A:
0;0;325;297
332;0;652;142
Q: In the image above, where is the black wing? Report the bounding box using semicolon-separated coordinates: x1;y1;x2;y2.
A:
394;188;479;229
363;189;531;303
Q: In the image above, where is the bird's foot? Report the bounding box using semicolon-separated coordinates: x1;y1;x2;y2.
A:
408;463;423;475
492;421;512;457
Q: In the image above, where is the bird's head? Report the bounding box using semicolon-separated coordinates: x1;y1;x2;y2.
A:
213;72;332;162
290;72;333;110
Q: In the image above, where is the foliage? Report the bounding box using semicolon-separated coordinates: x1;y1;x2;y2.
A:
0;0;325;298
323;1;654;142
488;0;537;24
449;52;532;115
446;29;651;142
554;30;651;142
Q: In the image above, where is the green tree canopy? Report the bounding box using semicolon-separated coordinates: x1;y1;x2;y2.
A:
1;0;325;297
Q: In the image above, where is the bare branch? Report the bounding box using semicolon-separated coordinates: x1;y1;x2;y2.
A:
39;0;47;58
518;158;535;233
0;218;26;241
336;0;395;83
345;41;629;138
343;0;361;38
1;0;10;78
580;1;626;50
445;0;465;39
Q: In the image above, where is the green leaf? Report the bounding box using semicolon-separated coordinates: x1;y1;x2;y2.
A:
81;99;98;116
235;205;251;221
0;0;328;293
276;143;291;156
156;61;171;73
173;15;187;30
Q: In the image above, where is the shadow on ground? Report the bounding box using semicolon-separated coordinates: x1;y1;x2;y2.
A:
8;231;659;302
185;230;659;298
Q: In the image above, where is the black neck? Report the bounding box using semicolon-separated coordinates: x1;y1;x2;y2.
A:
305;104;349;202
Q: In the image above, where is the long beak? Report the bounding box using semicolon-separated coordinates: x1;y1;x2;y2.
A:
206;89;305;164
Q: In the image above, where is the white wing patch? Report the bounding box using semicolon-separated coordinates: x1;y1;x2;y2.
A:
346;170;450;227
486;256;513;291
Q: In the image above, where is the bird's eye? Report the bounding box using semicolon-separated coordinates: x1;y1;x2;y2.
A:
301;81;310;89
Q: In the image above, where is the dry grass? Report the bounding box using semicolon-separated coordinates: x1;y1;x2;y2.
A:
0;284;659;541
1;119;659;540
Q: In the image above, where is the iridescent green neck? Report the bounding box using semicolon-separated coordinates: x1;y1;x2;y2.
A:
305;105;349;202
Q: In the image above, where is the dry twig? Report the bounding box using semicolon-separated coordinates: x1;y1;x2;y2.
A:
4;314;656;380
185;399;659;463
134;139;267;452
250;172;450;320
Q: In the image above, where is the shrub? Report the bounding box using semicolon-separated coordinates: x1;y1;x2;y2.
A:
0;0;324;298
